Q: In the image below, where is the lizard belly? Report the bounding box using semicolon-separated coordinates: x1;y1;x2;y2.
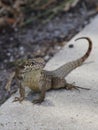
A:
22;70;41;92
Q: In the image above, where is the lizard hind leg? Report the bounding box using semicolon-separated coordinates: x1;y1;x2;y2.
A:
65;82;90;91
52;77;90;91
52;77;67;89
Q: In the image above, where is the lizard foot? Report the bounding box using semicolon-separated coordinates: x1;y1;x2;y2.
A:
32;98;44;104
66;83;90;91
13;97;24;103
66;84;80;91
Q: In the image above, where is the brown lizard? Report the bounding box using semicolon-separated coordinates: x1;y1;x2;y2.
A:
6;37;92;104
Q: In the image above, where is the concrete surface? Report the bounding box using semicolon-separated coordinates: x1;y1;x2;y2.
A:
0;15;98;130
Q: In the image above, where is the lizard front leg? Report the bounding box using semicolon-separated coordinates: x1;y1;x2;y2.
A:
32;87;46;104
13;81;25;103
32;71;51;104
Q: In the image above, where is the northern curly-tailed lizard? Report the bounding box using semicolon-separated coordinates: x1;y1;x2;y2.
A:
6;37;92;103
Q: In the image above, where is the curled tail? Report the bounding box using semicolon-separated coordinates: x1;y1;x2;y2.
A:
49;37;92;78
75;37;92;62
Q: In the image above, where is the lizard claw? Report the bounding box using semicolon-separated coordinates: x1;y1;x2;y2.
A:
13;97;24;103
66;84;80;92
32;99;44;104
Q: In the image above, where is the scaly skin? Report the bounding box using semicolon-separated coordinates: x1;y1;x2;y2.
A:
6;37;92;104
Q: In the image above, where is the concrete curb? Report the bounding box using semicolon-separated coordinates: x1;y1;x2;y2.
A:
0;15;98;130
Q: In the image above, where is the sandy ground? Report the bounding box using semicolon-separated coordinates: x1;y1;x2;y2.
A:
0;15;98;130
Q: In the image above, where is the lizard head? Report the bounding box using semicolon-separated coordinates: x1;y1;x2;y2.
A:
9;57;46;72
17;57;45;68
22;57;46;71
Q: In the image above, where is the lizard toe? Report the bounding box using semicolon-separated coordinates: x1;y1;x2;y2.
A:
32;99;44;104
13;97;24;103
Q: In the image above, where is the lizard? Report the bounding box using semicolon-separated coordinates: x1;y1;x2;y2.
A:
6;37;92;104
